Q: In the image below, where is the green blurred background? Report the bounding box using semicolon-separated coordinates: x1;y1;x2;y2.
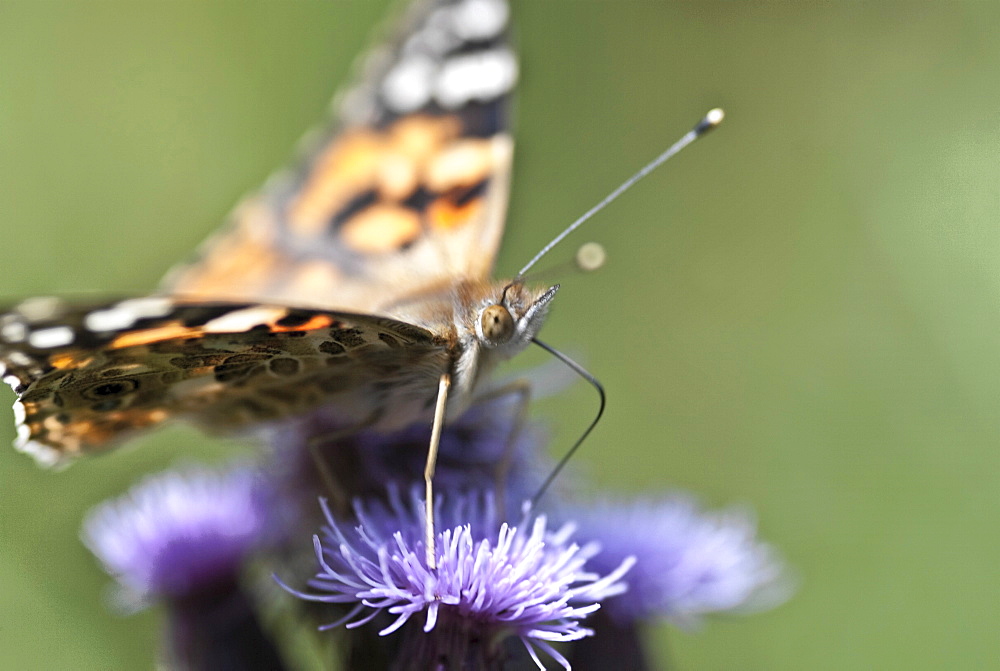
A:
2;1;998;668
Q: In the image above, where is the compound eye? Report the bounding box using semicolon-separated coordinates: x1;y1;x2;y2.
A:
480;304;515;344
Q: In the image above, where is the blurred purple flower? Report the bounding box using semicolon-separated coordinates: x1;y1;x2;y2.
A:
282;489;634;670
574;496;789;629
82;464;272;604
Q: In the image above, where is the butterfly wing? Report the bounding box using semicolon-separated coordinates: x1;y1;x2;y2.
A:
0;298;449;466
162;0;516;313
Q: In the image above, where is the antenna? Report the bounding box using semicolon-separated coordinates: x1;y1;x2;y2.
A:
517;108;724;278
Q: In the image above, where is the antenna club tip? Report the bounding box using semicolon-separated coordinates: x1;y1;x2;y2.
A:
575;241;607;272
695;108;725;134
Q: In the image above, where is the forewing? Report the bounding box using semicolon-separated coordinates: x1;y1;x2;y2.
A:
0;298;449;467
162;0;516;312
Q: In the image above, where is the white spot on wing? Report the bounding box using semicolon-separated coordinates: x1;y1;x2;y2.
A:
6;352;32;367
85;297;173;333
28;326;75;349
169;376;224;398
452;0;509;40
1;321;27;343
84;307;135;332
382;55;436;113
16;297;63;322
422;8;461;54
121;297;173;318
16;438;61;468
435;48;517;109
203;307;286;334
4;374;25;391
12;400;26;424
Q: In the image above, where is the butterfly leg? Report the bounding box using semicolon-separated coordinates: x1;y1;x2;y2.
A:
424;372;451;569
304;412;381;513
307;437;348;512
473;379;532;520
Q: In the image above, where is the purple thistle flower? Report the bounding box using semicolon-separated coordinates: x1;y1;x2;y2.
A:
573;496;789;629
82;464;272;604
282;489;634;670
82;464;286;669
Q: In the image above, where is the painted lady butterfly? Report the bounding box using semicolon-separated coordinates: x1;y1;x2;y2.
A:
1;0;720;482
1;0;554;468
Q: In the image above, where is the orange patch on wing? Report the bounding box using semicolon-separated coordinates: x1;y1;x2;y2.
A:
110;324;202;349
266;314;334;333
288;259;344;298
169;203;281;299
90;408;170;442
341;204;422;253
391;115;462;161
36;406;172;456
425;139;495;192
50;353;91;370
376;152;419;201
292;131;384;234
428;196;484;231
291;115;464;234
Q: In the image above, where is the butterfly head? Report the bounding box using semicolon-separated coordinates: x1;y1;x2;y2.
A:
475;281;558;354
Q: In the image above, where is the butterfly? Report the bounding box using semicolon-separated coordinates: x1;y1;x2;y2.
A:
0;0;558;469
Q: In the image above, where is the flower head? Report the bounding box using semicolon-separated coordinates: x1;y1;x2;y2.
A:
573;496;789;628
82;464;273;605
282;489;633;670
